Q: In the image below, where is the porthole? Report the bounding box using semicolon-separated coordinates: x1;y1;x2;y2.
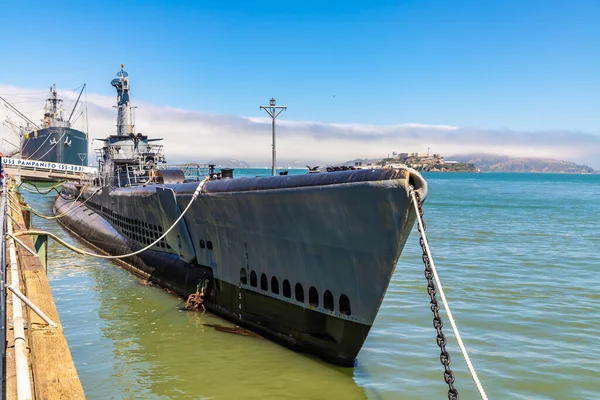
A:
282;280;291;298
309;286;319;307
250;271;257;287
240;268;247;284
271;277;279;294
324;290;334;311
295;283;304;303
339;294;351;316
207;241;213;250
260;274;268;291
199;240;206;249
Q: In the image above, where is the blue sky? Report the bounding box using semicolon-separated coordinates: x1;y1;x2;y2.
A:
1;1;600;167
2;0;599;131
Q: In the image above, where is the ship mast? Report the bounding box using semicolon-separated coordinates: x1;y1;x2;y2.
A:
42;83;67;128
0;96;40;130
67;84;86;123
111;64;134;136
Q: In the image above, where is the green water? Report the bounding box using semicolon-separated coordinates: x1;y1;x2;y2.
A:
20;172;600;399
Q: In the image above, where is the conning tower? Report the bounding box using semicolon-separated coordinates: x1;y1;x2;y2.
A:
111;64;134;136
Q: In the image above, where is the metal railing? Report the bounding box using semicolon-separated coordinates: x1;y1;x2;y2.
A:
159;163;210;181
94;144;164;163
86;162;212;188
1;158;6;400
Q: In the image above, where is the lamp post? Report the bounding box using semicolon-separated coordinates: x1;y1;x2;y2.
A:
260;98;287;176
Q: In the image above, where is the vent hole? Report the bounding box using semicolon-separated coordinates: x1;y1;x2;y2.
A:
339;294;351;315
260;273;268;291
324;290;334;311
271;277;279;294
282;280;291;298
309;286;319;307
295;283;304;303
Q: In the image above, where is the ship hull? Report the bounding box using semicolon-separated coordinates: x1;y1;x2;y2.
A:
21;127;88;166
55;168;427;366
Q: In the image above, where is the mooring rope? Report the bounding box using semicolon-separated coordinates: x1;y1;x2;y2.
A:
11;184;98;220
410;189;488;400
18;181;64;195
14;177;209;260
31;186;102;220
19;182;76;200
25;130;68;161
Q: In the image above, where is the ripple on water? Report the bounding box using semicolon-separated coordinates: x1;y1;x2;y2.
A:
20;173;600;399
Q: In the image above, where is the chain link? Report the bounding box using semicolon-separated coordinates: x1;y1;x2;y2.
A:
413;191;459;400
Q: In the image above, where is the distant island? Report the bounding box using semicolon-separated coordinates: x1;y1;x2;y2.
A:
346;152;479;172
449;154;598;173
189;154;597;174
345;153;597;173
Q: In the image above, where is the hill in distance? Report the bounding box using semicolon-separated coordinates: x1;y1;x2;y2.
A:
449;154;598;173
176;155;597;173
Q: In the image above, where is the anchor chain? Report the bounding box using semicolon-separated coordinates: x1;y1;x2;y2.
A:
185;280;208;312
413;191;459;400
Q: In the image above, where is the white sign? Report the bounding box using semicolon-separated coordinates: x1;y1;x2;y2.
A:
1;157;97;174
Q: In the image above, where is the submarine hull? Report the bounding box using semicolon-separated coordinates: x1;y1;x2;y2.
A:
55;168;427;366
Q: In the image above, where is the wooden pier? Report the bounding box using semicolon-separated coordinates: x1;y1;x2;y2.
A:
2;186;85;399
1;157;96;183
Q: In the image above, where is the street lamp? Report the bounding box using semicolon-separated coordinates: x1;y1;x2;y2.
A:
260;98;287;176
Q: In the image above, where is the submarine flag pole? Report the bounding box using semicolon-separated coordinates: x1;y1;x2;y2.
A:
260;98;287;176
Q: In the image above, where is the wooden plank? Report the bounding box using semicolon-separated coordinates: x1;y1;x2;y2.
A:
10;193;86;399
5;254;18;400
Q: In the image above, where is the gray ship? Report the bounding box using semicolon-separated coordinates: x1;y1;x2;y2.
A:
2;84;88;167
54;66;428;366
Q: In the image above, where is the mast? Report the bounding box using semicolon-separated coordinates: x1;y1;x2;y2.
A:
111;64;134;136
42;84;68;128
67;84;86;123
0;96;40;130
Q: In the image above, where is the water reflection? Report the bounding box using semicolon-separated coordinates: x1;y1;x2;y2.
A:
89;266;368;399
21;187;367;400
20;173;600;399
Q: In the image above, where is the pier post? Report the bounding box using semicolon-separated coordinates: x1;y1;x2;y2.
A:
31;232;48;271
1;167;6;395
2;180;86;399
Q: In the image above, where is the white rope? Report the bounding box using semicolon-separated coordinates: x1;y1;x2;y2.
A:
17;177;210;260
23;129;62;160
19;181;63;195
410;190;488;400
28;186;100;220
28;130;68;161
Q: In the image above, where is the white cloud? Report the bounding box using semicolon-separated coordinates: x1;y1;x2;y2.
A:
2;84;600;168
